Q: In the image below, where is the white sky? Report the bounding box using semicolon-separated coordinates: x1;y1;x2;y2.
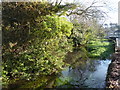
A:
104;0;119;24
63;0;119;24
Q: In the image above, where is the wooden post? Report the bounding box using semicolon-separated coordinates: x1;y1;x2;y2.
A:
118;37;120;48
116;38;119;47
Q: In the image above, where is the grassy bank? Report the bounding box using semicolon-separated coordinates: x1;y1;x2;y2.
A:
87;39;114;59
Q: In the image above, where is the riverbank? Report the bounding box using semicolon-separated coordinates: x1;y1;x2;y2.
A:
106;48;120;89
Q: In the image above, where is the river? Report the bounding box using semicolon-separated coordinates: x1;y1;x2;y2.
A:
45;59;111;88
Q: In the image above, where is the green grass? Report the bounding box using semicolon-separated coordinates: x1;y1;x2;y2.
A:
87;39;114;59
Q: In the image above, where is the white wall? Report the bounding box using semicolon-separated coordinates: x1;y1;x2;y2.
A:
118;1;120;25
118;2;120;48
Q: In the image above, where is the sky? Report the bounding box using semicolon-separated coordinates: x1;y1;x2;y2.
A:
64;0;119;24
104;0;119;24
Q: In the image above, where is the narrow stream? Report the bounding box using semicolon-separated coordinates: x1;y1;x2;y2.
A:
53;59;111;88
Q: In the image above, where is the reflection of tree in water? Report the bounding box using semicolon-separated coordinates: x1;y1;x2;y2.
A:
56;56;101;88
67;60;100;88
55;50;104;88
87;60;100;72
64;50;88;68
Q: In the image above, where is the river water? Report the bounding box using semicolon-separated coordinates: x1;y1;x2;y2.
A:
53;59;111;88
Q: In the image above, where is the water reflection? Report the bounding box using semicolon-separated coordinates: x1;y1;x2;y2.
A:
55;59;111;88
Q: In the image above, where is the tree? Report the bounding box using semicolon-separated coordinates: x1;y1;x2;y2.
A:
2;2;73;85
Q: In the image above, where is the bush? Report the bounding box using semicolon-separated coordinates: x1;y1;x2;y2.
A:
2;2;73;84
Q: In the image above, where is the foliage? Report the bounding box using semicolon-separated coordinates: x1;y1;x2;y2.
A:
68;18;112;60
2;2;73;85
69;19;105;61
87;39;114;59
2;1;75;47
70;20;104;47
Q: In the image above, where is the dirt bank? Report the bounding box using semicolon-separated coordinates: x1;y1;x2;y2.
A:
106;48;120;89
